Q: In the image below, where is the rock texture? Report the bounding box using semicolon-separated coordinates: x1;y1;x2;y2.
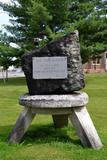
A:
21;31;85;95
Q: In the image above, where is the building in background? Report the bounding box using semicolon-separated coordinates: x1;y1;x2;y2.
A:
83;51;107;73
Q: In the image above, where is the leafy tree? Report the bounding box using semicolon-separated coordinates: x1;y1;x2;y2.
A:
0;32;20;80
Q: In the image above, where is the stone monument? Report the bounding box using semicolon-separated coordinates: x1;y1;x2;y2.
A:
21;30;85;95
8;31;103;149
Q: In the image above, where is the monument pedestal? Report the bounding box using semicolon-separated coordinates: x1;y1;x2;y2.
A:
8;92;103;149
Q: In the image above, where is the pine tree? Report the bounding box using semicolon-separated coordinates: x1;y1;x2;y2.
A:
0;0;107;63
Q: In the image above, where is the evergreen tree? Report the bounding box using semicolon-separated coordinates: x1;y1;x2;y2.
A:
65;0;107;62
0;0;107;63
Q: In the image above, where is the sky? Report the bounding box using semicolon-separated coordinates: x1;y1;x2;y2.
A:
0;0;11;29
0;0;20;48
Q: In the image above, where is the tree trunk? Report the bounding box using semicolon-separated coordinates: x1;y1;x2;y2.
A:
5;69;8;81
1;69;6;84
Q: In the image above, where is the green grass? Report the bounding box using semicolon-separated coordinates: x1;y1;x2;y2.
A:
0;74;107;160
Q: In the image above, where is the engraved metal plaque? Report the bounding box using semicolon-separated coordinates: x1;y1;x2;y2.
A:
33;57;67;79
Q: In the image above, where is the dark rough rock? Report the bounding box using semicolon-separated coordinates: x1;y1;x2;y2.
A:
21;30;85;95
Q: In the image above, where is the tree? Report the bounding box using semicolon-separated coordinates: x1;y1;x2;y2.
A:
0;0;107;63
64;0;107;62
0;0;52;51
0;32;20;81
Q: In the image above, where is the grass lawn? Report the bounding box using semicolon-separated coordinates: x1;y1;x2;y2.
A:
0;74;107;160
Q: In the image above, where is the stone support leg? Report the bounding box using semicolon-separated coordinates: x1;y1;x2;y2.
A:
8;107;35;144
69;106;103;149
52;114;68;128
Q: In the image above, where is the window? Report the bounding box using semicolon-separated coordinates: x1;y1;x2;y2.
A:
92;58;100;65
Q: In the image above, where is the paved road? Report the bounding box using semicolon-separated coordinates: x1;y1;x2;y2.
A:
0;71;25;79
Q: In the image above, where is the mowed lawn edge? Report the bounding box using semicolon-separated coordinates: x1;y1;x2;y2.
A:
0;74;107;160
